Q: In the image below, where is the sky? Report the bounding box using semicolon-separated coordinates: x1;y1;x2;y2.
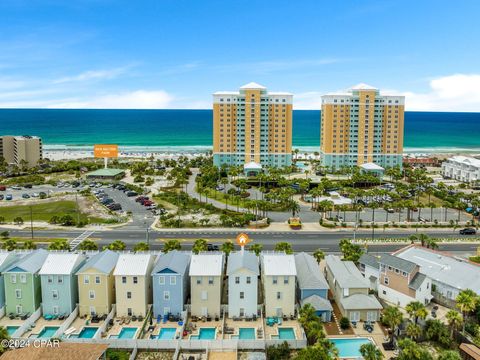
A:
0;0;480;111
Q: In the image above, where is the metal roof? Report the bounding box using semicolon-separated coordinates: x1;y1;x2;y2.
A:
360;253;418;274
294;252;329;290
360;162;384;171
189;254;224;276
39;253;85;275
152;251;190;275
227;251;259;275
76;250;119;274
0;252;19;272
300;294;333;312
240;82;266;90
113;253;154;276
350;83;378;91
395;246;480;293
86;168;125;176
409;272;428;291
325;255;369;289
261;253;296;276
340;293;383;310
5;249;48;273
359;254;380;270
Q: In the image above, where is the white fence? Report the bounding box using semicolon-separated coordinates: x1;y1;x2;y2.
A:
96;304;116;339
53;306;78;338
11;307;42;338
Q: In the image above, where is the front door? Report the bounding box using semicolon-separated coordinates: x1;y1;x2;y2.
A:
240;308;245;317
276;307;283;317
201;307;208;316
349;311;360;322
367;311;377;322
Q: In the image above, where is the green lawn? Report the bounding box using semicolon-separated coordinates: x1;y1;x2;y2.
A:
0;200;106;223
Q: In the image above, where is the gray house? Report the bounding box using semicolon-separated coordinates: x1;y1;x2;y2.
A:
295;252;332;322
151;251;190;319
39;253;86;316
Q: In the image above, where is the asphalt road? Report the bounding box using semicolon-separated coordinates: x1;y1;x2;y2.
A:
6;228;479;253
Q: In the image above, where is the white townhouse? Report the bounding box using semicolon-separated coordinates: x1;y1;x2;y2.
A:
261;253;297;318
227;251;259;318
442;156;480;183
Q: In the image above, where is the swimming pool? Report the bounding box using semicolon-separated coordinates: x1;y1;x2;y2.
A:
37;326;60;338
330;337;374;358
238;328;255;339
154;328;177;340
70;327;99;339
109;327;138;339
6;326;19;336
190;327;216;340
271;327;296;340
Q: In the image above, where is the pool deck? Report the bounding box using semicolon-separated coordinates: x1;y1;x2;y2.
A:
223;318;263;340
105;317;145;339
65;317;105;338
24;317;65;338
350;322;394;359
184;317;223;340
263;319;303;340
142;320;182;339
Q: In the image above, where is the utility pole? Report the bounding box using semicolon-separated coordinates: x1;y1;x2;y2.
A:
29;205;33;239
75;190;80;225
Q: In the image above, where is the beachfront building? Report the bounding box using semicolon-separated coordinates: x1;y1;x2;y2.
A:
189;253;224;318
113;254;155;317
0;252;22;309
39;253;86;316
76;250;119;317
441;156;480;184
151;251;190;319
320;84;405;170
0;135;43;168
227;251;259;318
294;252;332;322
325;255;382;322
359;253;432;308
261;253;296;318
394;245;480;307
4;249;49;316
213;82;293;169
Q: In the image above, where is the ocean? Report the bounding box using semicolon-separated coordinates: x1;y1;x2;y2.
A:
0;109;479;153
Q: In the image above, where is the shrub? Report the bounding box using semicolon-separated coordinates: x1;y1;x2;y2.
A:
340;317;350;329
13;217;24;225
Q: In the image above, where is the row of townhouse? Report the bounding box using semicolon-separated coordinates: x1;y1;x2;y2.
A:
0;249;335;322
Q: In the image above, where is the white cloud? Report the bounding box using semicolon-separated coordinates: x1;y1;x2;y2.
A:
53;66;131;84
293;91;323;110
46;90;174;109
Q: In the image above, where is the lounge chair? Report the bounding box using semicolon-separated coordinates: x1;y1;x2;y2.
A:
138;315;143;322
64;327;76;336
157;315;162;323
125;317;131;324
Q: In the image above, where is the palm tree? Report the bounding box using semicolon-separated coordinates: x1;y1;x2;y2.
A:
192;238;208;254
221;240;234;256
405;301;428;325
48;239;70;250
359;342;384;360
133;242;149;252
274;242;293;254
446;310;463;339
456;289;478;332
22;239;37;250
405;322;422;340
163;239;181;253
312;249;325;264
382;306;403;344
2;239;17;251
249;243;263;256
104;240;126;251
78;239;98;251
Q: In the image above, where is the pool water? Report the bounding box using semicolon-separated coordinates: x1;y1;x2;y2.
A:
190;327;216;340
6;326;18;336
238;328;255;339
154;328;176;340
330;338;374;358
276;327;296;340
37;326;60;338
71;327;98;339
110;327;138;339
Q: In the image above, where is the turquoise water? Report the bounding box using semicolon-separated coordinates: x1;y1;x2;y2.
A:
1;109;479;152
190;327;216;340
110;327;138;339
272;327;295;340
37;326;59;338
238;328;255;339
330;338;374;358
6;326;18;336
154;327;176;339
71;326;98;339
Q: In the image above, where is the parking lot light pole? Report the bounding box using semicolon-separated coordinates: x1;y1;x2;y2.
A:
29;205;34;239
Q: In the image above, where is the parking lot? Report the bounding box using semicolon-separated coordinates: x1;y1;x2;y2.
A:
0;184;78;202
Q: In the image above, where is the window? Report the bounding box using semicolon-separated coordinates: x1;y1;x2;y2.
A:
10;274;16;284
208;277;214;285
89;290;95;299
164;291;170;300
235;277;240;284
133;276;138;284
276;292;282;300
58;276;63;284
122;276;127;284
47;275;53;284
240;292;244;299
127;291;132;299
95;276;101;284
384;276;389;285
128;308;132;316
52;290;58;299
15;289;21;299
246;277;251;284
201;290;208;300
170;276;176;285
272;276;278;285
53;306;59;315
16;305;22;315
283;276;289;285
84;275;89;284
20;274;26;283
196;278;202;285
159;276;165;285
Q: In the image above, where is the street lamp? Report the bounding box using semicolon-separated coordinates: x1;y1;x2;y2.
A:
144;216;150;246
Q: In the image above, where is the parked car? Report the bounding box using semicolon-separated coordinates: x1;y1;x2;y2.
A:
0;185;6;191
107;203;122;211
207;243;219;251
23;184;33;189
460;228;477;235
32;193;39;198
11;186;21;190
0;195;4;200
126;191;138;197
5;194;12;200
39;192;47;198
22;193;30;199
386;208;395;213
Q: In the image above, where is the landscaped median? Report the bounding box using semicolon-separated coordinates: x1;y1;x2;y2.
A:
351;236;480;244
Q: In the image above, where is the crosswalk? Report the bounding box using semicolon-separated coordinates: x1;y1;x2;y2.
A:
69;230;96;250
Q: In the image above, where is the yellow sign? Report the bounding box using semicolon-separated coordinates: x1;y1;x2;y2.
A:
94;144;118;158
236;233;251;247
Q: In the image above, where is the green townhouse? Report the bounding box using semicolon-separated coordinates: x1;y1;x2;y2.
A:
4;249;49;316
